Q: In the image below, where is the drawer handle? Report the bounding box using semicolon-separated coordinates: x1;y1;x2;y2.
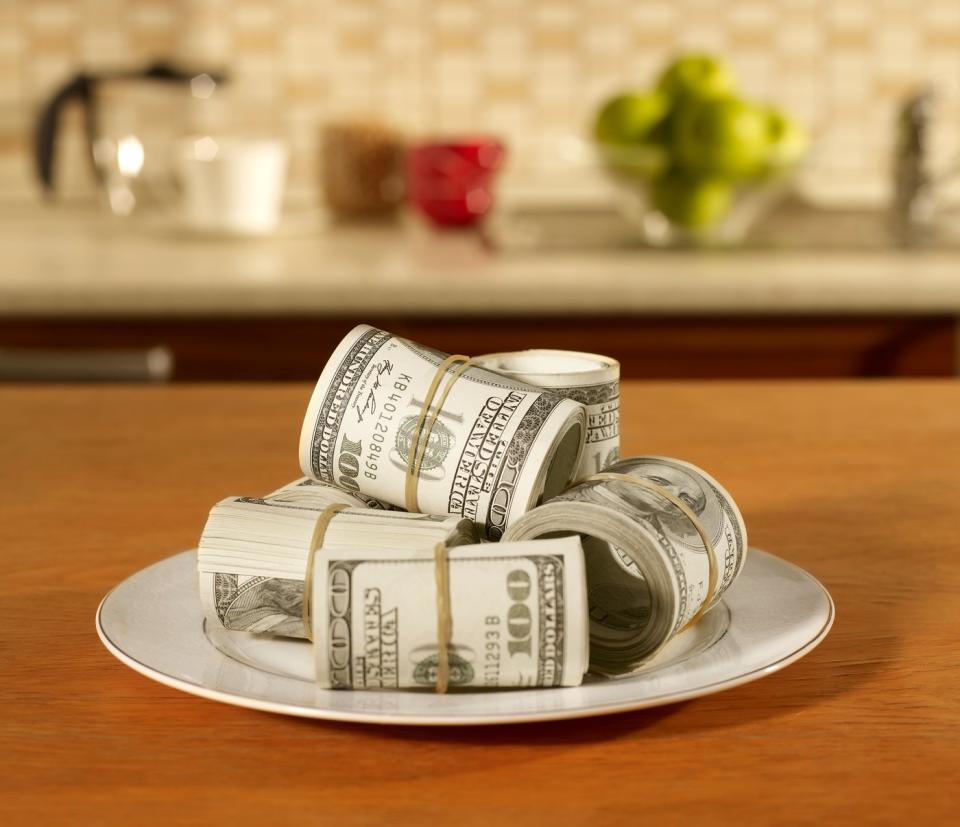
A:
0;346;174;382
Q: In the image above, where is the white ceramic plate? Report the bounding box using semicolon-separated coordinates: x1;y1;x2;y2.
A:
96;548;833;726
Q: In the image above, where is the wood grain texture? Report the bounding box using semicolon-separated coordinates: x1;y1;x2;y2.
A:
1;381;958;825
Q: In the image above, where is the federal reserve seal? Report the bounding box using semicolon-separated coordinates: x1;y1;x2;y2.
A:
394;414;454;472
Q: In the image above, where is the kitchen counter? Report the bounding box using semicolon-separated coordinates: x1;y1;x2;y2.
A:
2;380;957;822
2;202;960;317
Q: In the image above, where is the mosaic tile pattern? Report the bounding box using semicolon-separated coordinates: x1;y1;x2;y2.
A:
3;0;960;202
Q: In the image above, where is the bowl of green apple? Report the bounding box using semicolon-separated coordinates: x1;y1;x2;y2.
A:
595;53;809;247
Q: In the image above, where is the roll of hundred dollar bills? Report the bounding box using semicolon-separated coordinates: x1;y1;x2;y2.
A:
299;325;587;539
474;349;620;478
503;456;747;674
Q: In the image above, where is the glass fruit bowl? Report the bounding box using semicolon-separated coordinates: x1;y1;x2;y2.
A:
597;143;801;248
591;53;810;248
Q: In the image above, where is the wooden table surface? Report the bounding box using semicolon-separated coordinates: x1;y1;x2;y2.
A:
2;381;957;824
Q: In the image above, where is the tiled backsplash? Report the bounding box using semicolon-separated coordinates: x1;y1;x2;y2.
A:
3;0;960;203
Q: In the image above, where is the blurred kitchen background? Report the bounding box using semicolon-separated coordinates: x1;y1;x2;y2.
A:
2;0;960;381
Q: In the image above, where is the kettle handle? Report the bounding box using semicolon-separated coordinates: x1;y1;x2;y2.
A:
33;72;100;193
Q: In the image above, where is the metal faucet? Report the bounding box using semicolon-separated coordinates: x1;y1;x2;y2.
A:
891;88;937;245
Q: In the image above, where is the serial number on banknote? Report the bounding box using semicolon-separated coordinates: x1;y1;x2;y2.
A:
337;359;414;489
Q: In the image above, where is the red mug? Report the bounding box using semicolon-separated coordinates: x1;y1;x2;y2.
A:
406;137;505;227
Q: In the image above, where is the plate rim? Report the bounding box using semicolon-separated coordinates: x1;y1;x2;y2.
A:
96;549;835;726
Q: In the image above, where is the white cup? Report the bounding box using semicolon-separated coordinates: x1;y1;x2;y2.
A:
177;136;288;235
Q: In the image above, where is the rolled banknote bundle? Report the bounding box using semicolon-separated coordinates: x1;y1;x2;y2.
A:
298;325;588;539
312;536;589;690
503;456;747;674
474;349;620;478
198;493;476;638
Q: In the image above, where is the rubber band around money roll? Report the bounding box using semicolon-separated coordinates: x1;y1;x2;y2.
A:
433;541;453;693
585;472;719;631
302;502;351;639
302;503;454;694
404;354;474;513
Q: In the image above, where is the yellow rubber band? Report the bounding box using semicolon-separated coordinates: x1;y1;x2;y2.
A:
302;502;351;640
404;354;473;513
433;541;452;694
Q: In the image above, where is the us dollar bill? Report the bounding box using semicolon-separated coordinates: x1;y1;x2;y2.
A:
474;349;620;477
298;325;588;540
198;492;475;639
313;537;588;689
503;456;747;674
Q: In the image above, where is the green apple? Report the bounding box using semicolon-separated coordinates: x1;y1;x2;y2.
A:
594;91;669;145
674;96;771;178
764;107;809;170
651;172;733;229
656;53;736;103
